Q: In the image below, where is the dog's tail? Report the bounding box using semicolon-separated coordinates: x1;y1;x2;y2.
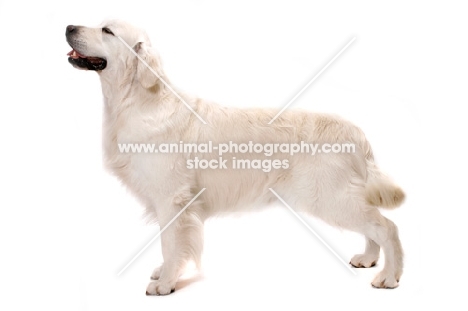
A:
364;159;405;209
359;138;405;209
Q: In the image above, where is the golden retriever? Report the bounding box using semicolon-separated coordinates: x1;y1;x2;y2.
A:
65;19;405;295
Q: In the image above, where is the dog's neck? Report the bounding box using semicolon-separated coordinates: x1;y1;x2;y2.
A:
98;67;171;115
99;64;130;107
99;68;193;133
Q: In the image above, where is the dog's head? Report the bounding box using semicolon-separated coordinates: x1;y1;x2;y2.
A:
66;19;162;88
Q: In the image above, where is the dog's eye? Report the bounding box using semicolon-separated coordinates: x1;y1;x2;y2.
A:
102;27;114;36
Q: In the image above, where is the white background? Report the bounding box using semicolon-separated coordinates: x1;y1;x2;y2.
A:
0;0;467;310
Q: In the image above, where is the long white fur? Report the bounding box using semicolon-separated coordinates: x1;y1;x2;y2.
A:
68;19;405;295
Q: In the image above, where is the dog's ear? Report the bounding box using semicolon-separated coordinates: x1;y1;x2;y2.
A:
133;42;163;89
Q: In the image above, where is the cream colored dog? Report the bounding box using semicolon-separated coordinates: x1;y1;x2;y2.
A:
66;19;405;295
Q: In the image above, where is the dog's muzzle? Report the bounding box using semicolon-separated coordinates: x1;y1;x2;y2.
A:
66;25;107;71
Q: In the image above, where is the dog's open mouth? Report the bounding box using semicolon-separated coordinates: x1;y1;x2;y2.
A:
67;49;107;71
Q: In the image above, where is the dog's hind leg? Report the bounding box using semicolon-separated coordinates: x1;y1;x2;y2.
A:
350;236;380;268
363;215;403;288
340;203;403;288
308;193;403;289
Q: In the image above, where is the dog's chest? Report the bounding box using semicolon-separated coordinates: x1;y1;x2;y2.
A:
102;112;184;198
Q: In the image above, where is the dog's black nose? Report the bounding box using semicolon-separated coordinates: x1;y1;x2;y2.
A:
66;25;76;35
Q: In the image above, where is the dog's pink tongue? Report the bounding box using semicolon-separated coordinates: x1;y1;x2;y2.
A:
67;49;84;59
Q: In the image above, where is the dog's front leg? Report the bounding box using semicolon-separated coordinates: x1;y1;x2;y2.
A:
146;195;204;295
146;220;179;295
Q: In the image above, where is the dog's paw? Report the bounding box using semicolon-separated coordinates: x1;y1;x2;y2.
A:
350;254;378;268
371;271;399;289
146;281;175;296
150;266;161;280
